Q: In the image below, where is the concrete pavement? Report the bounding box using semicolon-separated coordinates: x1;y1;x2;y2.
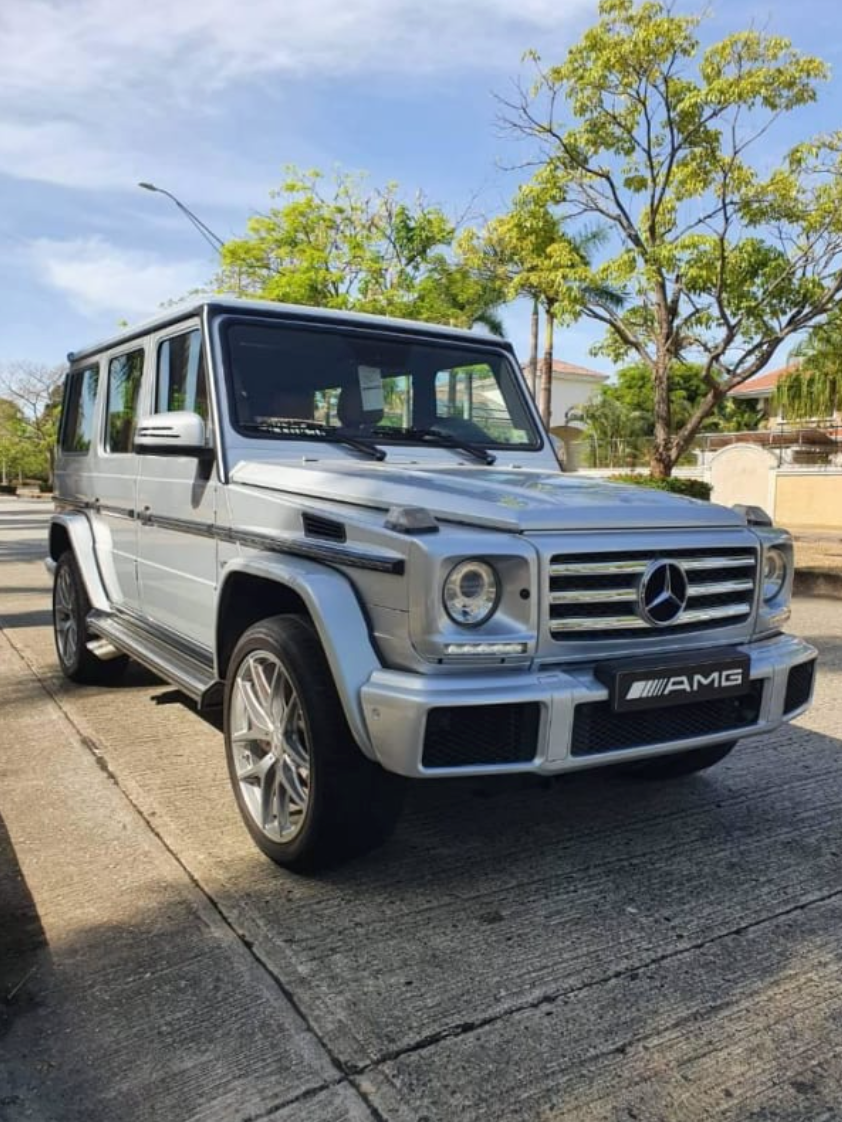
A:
2;497;842;1121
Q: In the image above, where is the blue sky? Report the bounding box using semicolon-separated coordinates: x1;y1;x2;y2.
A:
2;0;841;374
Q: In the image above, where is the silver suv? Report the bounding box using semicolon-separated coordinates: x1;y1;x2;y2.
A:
48;298;817;869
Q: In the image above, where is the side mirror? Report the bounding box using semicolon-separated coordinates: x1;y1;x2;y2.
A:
134;411;210;456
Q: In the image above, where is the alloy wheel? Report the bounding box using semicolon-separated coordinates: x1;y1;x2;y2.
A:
229;651;312;842
54;565;79;668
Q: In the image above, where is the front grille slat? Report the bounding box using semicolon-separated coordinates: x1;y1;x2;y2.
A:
549;554;755;578
687;579;754;597
551;588;638;605
549;546;757;643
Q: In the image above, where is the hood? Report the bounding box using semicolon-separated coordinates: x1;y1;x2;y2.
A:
230;460;744;533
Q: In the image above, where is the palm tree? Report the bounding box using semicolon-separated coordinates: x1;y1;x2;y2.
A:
537;226;624;430
774;312;842;422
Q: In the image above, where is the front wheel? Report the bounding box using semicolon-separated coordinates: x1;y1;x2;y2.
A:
620;740;738;780
223;615;404;871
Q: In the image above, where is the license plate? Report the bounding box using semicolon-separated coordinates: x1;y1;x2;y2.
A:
596;650;751;713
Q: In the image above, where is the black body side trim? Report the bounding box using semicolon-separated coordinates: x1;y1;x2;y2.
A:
57;499;404;575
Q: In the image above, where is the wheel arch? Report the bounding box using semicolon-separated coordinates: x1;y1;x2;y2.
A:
48;513;110;612
215;556;382;757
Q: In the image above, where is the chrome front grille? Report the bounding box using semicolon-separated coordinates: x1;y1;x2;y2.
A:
548;546;757;641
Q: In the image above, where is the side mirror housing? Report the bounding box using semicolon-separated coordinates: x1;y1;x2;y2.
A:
134;412;210;456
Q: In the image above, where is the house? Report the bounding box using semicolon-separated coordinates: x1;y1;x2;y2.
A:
727;361;800;426
520;358;609;465
521;358;608;422
709;360;842;467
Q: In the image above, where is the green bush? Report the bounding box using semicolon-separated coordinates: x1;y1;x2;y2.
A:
610;473;712;501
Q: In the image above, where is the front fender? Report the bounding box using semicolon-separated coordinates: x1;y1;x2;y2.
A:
216;555;384;758
48;512;110;612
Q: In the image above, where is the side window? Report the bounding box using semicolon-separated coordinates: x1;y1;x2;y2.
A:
61;364;99;453
156;331;207;418
106;349;144;453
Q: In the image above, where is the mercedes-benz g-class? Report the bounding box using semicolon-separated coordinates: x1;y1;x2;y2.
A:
48;298;817;869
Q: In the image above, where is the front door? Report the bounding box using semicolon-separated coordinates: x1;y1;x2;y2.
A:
136;325;218;651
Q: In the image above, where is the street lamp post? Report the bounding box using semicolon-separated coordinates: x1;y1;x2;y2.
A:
138;182;224;253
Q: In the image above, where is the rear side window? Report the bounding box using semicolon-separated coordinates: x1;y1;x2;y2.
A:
61;364;99;453
156;330;207;417
106;349;144;453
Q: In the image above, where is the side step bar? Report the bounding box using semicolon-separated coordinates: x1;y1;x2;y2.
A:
87;610;220;706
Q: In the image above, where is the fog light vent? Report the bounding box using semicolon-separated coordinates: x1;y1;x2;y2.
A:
422;704;540;769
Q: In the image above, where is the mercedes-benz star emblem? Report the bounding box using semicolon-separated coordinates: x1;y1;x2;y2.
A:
638;559;689;626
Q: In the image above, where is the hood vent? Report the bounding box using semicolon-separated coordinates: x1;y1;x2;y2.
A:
302;512;347;542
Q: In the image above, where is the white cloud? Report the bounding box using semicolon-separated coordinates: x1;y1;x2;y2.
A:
25;237;209;318
0;0;596;194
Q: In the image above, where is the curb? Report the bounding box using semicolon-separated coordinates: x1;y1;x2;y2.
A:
794;567;842;600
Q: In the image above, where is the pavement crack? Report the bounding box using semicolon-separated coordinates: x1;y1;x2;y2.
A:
0;625;386;1119
352;885;842;1073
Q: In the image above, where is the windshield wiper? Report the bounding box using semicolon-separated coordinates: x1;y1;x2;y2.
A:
375;426;496;465
239;420;386;461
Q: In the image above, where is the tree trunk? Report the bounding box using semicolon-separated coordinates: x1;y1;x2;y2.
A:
527;299;539;399
540;308;554;428
649;357;672;478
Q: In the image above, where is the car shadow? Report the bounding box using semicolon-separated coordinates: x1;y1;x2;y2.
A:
0;812;49;1043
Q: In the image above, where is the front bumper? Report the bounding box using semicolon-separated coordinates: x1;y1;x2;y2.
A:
360;633;817;778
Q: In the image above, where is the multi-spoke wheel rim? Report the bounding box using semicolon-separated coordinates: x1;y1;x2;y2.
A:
230;652;312;843
54;566;78;667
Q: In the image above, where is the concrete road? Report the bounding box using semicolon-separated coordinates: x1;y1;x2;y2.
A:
2;497;842;1122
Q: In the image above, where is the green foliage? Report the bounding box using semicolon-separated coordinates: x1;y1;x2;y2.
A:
216;167;505;331
580;361;761;466
510;0;842;475
610;473;712;501
459;194;623;423
0;365;64;484
775;310;842;420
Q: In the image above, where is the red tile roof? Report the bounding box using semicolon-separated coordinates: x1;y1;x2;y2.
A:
521;359;608;381
729;361;800;397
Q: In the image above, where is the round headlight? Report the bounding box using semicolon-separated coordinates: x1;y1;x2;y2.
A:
763;548;787;601
443;560;499;627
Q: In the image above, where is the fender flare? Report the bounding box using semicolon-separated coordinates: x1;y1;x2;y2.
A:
48;513;110;612
216;555;382;758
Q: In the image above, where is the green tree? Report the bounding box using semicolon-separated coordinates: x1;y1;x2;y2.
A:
507;0;842;476
0;362;65;485
582;360;762;464
0;398;22;485
460;187;621;425
216;167;505;331
775;311;842;420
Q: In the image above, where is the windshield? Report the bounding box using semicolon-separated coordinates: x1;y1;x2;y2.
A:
221;319;541;449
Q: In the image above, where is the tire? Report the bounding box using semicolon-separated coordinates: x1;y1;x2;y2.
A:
223;614;404;871
52;551;129;685
620;740;737;780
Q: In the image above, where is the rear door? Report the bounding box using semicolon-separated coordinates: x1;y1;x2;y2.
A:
91;344;147;610
136;324;218;650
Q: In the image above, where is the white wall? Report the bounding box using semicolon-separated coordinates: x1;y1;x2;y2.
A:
548;377;605;429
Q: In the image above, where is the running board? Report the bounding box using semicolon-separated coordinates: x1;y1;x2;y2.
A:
87;610;219;705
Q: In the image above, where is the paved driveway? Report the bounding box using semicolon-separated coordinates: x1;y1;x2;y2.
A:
2;497;842;1121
